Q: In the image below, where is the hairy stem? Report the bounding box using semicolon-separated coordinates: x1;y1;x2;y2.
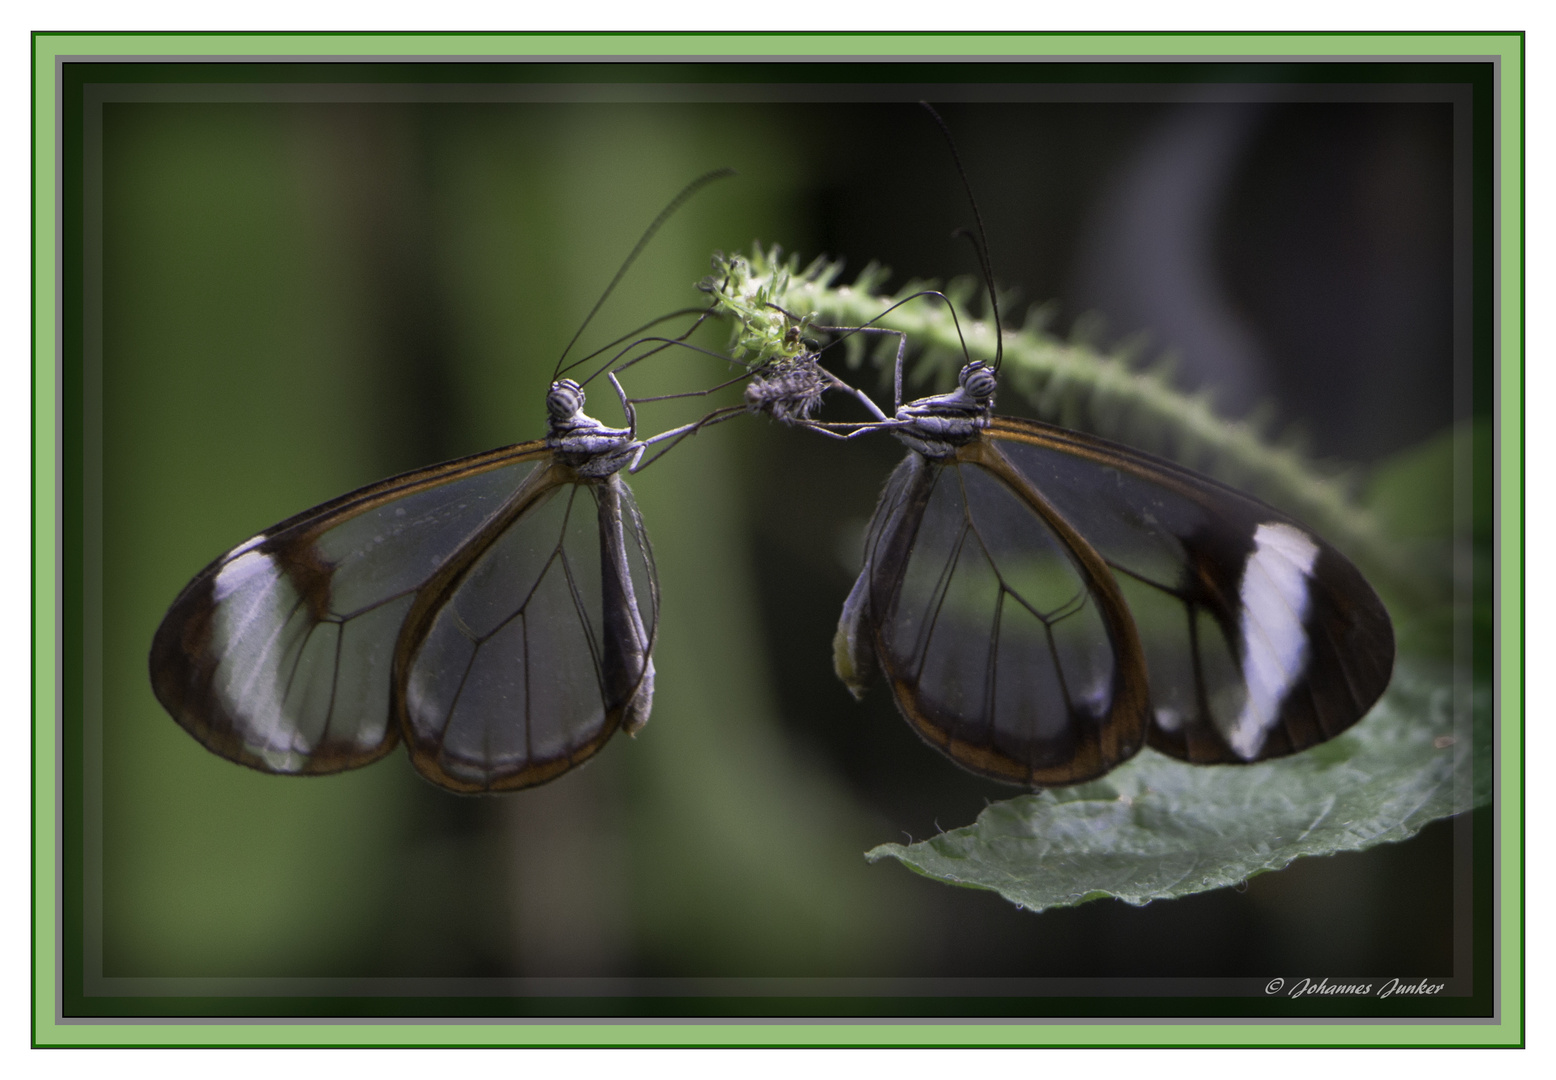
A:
705;247;1441;609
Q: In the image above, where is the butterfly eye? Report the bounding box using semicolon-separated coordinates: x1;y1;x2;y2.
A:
959;361;997;404
548;378;586;421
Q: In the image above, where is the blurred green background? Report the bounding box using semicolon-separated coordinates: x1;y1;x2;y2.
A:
95;94;1471;993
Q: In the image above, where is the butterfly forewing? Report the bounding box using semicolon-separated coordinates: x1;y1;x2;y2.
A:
396;467;658;793
149;442;552;776
984;417;1395;765
851;448;1149;786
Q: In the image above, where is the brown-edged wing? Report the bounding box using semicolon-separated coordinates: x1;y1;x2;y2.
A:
835;439;1150;787
394;466;656;793
149;439;659;793
835;416;1394;785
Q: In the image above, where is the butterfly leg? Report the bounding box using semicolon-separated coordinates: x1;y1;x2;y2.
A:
630;405;748;471
815;363;890;421
607;371;638;437
814;324;912;410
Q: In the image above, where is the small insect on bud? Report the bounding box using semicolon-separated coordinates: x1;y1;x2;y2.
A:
744;357;829;424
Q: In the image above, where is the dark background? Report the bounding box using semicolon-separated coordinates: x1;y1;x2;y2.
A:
94;86;1466;994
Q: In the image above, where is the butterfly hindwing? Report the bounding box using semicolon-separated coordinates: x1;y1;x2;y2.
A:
395;466;658;793
843;444;1150;786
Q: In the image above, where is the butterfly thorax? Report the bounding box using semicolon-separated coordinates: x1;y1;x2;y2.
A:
891;361;996;459
546;378;642;477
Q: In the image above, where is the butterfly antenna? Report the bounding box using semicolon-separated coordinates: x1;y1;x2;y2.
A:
920;102;1003;372
552;167;737;380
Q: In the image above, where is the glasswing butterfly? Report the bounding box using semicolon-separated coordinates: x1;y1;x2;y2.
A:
748;105;1397;787
149;170;737;794
827;358;1396;786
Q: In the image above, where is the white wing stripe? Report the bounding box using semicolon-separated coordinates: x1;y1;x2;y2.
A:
1227;522;1319;760
211;549;315;769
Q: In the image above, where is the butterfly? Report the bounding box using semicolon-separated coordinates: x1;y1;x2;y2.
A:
735;105;1396;787
149;171;735;794
828;358;1396;786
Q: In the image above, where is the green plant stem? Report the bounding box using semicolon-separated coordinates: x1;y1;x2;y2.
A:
716;247;1441;610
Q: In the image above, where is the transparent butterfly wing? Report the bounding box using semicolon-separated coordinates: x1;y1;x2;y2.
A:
985;417;1395;765
396;470;658;793
840;449;1150;786
150;443;552;776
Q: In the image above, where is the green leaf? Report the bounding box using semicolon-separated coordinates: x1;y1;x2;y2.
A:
866;659;1487;912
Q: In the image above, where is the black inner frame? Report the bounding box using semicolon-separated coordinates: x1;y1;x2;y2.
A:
55;58;1500;1023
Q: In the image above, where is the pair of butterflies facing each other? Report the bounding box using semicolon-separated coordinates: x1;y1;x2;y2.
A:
150;199;1396;798
151;322;1396;795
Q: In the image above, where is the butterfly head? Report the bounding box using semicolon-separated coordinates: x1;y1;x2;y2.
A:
548;378;587;423
958;361;998;407
546;378;639;475
891;361;996;457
